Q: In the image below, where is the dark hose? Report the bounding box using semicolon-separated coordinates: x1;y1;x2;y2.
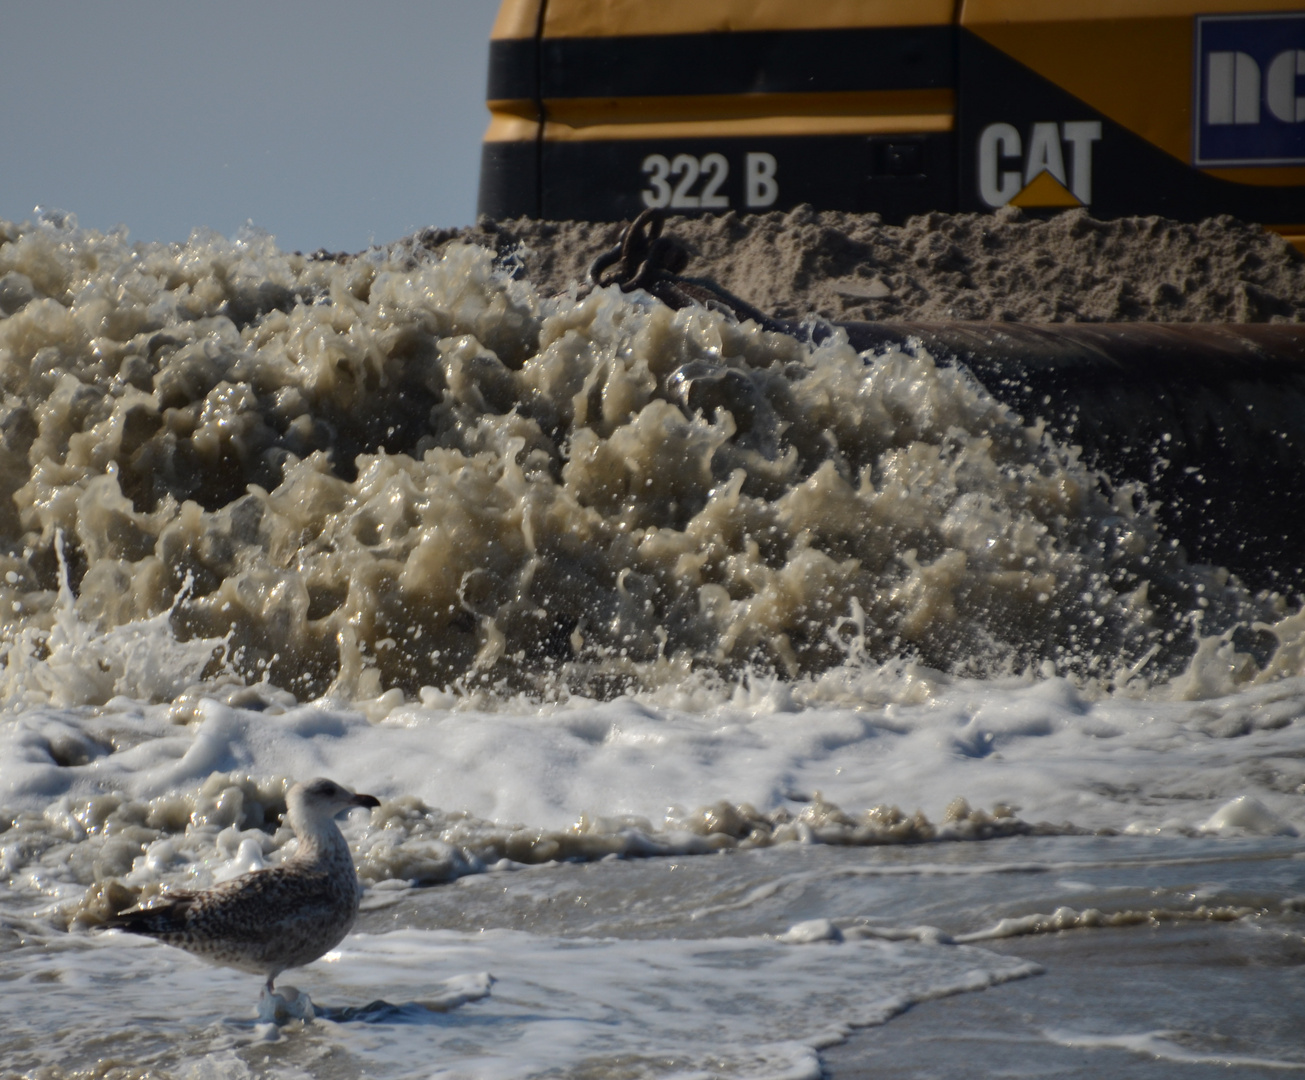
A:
834;321;1305;593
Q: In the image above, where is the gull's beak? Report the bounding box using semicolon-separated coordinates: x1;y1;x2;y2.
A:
352;792;381;809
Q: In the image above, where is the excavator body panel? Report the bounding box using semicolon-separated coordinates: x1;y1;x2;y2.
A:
480;0;1305;246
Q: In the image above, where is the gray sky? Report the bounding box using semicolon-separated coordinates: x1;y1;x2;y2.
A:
0;1;502;252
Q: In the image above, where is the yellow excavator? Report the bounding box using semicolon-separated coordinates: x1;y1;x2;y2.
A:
480;0;1305;250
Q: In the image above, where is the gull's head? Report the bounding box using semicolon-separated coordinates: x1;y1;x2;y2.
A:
287;777;381;825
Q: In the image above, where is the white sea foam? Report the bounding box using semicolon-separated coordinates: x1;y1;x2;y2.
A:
5;673;1303;844
1199;794;1299;837
1044;1028;1305;1070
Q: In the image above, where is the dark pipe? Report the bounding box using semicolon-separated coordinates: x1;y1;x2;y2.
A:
831;322;1305;594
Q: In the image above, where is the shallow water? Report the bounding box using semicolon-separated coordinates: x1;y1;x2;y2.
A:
0;212;1303;1077
4;838;1302;1078
828;917;1305;1079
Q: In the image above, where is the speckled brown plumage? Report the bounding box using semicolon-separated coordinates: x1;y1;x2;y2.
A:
109;777;380;990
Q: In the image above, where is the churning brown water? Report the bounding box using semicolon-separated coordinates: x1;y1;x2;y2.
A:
0;213;1301;707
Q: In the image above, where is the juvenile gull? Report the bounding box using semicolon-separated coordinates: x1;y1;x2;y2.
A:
108;777;380;991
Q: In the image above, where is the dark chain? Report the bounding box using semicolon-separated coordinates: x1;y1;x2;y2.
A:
588;208;688;292
586;209;789;332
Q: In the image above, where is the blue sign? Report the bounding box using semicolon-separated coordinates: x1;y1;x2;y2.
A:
1194;13;1305;165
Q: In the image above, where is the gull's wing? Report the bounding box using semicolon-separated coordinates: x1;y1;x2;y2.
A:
107;866;341;945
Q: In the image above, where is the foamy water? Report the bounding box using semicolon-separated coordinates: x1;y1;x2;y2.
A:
1;210;1303;1077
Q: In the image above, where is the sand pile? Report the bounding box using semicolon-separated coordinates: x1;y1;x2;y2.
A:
398;207;1305;325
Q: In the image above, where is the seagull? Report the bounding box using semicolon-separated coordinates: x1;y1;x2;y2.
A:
108;777;380;993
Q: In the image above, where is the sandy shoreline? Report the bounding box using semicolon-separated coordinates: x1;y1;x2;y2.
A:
399;207;1305;325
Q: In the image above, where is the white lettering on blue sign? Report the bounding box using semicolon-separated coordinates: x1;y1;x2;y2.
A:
1195;14;1305;165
